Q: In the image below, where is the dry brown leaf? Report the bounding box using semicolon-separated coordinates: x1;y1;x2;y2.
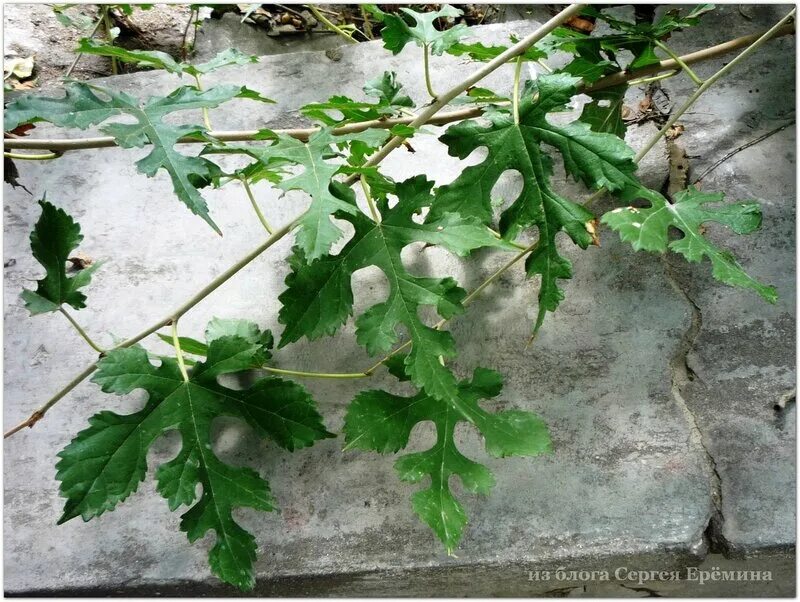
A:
68;253;94;270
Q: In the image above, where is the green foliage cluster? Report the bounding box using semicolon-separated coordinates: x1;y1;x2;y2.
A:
5;3;777;591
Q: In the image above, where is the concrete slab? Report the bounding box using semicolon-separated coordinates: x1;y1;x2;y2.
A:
655;3;797;559
3;10;794;596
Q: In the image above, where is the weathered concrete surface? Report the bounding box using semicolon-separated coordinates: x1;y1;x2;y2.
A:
3;9;794;596
656;3;797;560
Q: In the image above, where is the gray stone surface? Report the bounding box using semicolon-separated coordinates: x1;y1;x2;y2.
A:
3;9;795;596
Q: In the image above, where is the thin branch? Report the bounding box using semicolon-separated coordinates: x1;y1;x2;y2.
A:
3;108;483;150
3;151;58;160
692;120;796;184
4;364;98;438
6;24;795;153
59;307;105;354
582;23;795;94
5;218;299;437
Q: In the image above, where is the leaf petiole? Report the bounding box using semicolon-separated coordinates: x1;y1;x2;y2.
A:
654;39;704;86
59;306;105;354
423;43;437;99
264;366;369;379
360;175;381;223
171;319;190;382
193;73;213;131
512;55;523;125
627;69;680;87
240;176;274;233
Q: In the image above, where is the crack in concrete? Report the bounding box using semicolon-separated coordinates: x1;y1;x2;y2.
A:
662;258;728;555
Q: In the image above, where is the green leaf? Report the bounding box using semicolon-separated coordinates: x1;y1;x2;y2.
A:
155;318;274;359
208;127;390;258
5;82;251;234
300;96;383;127
21;199;99;315
278;175;514;398
569;5;715;72
205;317;274;360
344;368;550;552
363;70;414;108
52;5;96;31
236;86;276;104
187;48;259;76
450;86;509;105
579;85;627;137
561;56;617;84
73;42;259;78
301;71;413;126
433;74;636;335
379;5;469;55
601;186;776;302
75;38;184;73
56;323;334;590
447;39;546;62
157;333;209;356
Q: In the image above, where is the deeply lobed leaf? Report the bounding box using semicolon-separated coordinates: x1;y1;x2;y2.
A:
447;35;547;62
301;71;414;126
56;320;334;590
208;127;390;259
5;82;268;234
434;72;771;333
344;367;550;552
21;199;99;314
433;74;633;335
278;175;514;398
74;42;259;78
371;4;469;55
602;186;777;302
